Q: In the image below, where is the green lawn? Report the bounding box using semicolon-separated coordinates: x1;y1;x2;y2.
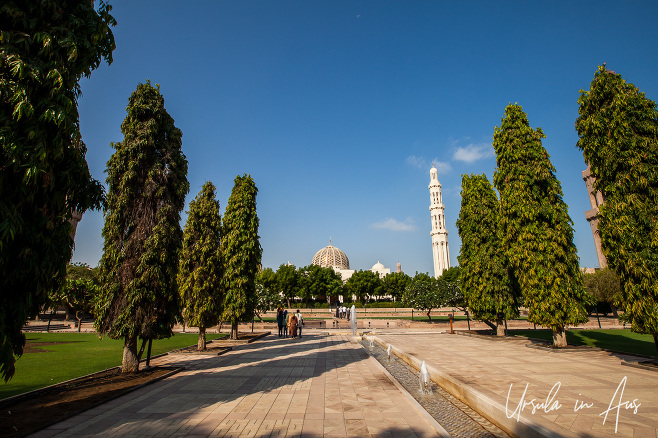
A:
364;315;470;321
0;332;226;400
510;329;657;357
254;317;277;323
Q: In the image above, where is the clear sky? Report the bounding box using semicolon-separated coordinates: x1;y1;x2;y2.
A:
72;1;658;275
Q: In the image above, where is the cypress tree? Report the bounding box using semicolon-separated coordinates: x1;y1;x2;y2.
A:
221;175;262;340
0;1;115;381
576;65;658;351
493;104;589;347
457;173;520;336
178;182;223;351
95;81;189;372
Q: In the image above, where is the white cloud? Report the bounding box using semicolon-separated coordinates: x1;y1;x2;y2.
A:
432;160;451;174
405;155;426;169
452;143;495;163
371;217;416;232
406;155;451;174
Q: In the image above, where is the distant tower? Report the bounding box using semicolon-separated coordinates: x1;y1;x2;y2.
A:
582;164;607;268
396;261;402;274
429;165;450;277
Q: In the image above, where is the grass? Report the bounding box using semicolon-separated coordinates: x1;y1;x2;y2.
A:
364;315;470;321
0;332;226;400
253;317;277;323
509;329;657;357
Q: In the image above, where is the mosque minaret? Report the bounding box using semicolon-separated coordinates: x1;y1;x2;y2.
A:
429;164;450;277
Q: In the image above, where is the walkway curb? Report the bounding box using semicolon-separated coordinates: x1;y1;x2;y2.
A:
371;336;578;438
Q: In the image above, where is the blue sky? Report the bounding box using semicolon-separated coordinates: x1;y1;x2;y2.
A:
73;1;658;275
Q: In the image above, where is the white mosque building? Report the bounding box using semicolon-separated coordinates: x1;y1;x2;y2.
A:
429;164;450;278
308;165;448;282
310;239;397;281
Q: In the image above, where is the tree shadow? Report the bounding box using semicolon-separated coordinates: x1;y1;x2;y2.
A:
510;328;657;359
569;330;657;358
49;334;439;436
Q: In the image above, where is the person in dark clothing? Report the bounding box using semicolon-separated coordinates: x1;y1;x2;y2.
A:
282;309;288;338
276;308;284;337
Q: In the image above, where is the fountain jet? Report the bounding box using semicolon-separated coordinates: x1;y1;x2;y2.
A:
420;361;431;394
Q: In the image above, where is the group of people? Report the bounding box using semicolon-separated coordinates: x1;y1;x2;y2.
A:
335;305;350;319
276;308;303;338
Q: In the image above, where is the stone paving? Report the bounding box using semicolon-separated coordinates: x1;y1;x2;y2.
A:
375;332;658;438
30;334;442;437
360;338;509;438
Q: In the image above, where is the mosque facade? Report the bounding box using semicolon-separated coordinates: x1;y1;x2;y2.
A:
310;239;395;281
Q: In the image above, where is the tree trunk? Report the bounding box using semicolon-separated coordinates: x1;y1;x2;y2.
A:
122;336;140;373
137;338;147;360
496;318;505;337
426;310;432;322
198;327;206;350
145;339;153;367
552;326;567;348
482;319;497;331
47;309;54;332
653;333;658;355
231;322;239;340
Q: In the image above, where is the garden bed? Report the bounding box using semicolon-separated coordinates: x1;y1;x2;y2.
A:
0;366;182;438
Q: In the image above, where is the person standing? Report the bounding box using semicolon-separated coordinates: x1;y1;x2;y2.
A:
282;309;288;338
276;308;284;337
288;313;298;338
295;309;303;338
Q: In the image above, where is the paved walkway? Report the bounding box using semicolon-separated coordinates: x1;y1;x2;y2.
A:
30;334;443;437
375;332;658;438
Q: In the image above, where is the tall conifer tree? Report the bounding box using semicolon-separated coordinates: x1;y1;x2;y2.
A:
493;104;589;347
96;82;189;372
0;1;115;381
221;175;261;340
576;66;658;351
457;174;519;336
178;182;223;351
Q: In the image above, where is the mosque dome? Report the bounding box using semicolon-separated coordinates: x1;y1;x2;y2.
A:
371;261;385;271
312;240;350;270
